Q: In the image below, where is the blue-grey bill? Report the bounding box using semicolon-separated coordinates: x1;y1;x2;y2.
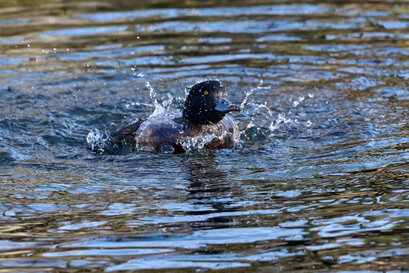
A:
215;98;242;113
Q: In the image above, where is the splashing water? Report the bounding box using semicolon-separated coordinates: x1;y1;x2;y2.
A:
145;81;167;118
3;2;408;272
292;96;305;107
240;80;271;110
177;133;219;152
86;79;312;153
177;128;237;153
239;83;313;140
268;113;296;132
86;83;177;154
86;129;110;154
162;92;174;112
170;79;272;152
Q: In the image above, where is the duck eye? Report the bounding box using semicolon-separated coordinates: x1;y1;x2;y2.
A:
203;90;209;95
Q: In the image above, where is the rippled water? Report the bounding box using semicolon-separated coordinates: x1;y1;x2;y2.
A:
0;0;408;272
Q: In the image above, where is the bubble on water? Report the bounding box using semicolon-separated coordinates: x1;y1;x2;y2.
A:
306;120;312;127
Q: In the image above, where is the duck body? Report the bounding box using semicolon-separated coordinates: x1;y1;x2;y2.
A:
110;80;241;153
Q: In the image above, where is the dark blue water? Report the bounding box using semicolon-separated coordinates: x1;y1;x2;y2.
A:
0;0;408;272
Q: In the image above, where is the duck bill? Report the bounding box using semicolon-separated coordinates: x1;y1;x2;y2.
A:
214;98;242;113
225;103;242;113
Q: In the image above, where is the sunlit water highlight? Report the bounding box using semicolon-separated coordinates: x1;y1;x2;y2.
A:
0;0;408;272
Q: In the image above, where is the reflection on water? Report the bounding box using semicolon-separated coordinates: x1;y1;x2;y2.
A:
0;0;408;272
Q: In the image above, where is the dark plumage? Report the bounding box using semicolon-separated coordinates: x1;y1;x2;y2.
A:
110;80;241;153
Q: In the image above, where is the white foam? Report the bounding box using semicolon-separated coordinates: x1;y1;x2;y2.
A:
86;129;109;153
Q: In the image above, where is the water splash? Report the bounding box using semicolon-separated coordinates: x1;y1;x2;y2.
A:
86;129;110;154
268;113;296;132
178;134;216;152
130;66;144;77
292;96;305;107
240;80;271;110
240;85;313;141
162;92;174;112
177;129;232;153
145;81;166;118
86;80;313;153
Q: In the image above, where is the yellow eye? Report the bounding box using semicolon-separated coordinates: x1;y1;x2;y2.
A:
203;90;209;95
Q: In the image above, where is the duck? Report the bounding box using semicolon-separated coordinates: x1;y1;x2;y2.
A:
110;80;241;153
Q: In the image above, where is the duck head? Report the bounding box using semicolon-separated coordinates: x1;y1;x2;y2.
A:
182;80;241;125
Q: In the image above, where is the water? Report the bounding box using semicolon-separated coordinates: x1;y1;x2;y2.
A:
0;0;408;271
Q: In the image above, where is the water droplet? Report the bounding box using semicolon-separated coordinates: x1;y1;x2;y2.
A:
268;113;295;132
240;80;271;109
292;96;305;107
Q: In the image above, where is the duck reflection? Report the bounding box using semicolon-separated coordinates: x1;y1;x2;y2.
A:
180;153;240;227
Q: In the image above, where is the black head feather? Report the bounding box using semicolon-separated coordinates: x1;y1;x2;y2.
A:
182;80;240;125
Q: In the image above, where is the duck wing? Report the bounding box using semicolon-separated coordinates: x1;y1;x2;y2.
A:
111;118;147;147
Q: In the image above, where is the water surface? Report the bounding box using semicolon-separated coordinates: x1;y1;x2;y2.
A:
0;0;408;272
